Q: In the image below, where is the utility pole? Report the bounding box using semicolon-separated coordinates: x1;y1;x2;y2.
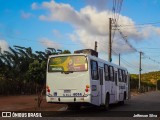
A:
139;51;142;91
119;53;120;66
94;41;97;52
108;18;112;62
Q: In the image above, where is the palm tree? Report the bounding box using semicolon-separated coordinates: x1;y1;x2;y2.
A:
0;45;71;95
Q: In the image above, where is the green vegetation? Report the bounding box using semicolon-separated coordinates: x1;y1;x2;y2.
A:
0;46;71;95
130;72;159;92
157;80;160;90
0;45;159;95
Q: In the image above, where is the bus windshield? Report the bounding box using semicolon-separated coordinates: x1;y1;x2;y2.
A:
48;55;88;72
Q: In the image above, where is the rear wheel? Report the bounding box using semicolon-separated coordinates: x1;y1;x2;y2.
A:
119;100;124;105
101;93;109;111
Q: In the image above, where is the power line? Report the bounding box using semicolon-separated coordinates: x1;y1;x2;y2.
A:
136;47;160;50
117;28;138;52
142;54;160;65
112;22;160;66
111;0;123;43
117;21;160;28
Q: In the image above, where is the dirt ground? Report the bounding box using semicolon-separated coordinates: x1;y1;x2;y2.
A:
0;95;67;111
0;92;141;111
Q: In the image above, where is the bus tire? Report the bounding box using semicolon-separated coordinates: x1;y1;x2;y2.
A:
101;93;109;111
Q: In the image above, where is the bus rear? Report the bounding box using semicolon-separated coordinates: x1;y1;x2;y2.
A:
46;54;91;106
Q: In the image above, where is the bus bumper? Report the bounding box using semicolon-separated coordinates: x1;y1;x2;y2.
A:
46;95;91;103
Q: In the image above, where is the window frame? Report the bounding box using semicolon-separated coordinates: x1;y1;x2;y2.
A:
90;60;99;80
104;64;109;81
109;66;114;81
118;69;122;82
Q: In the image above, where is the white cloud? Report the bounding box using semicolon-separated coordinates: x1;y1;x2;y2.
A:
31;2;39;10
53;29;61;38
85;0;109;11
32;0;160;54
0;40;9;53
39;37;61;49
21;11;32;19
68;33;78;42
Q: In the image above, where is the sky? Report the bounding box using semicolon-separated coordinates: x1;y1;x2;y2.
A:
1;0;160;74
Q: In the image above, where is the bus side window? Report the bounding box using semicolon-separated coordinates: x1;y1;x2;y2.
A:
125;72;128;83
115;71;118;85
104;64;109;81
91;60;99;80
118;69;122;82
123;71;126;83
112;67;114;81
122;70;125;82
109;66;114;81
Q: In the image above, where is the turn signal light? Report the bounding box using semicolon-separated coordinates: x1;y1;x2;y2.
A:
86;85;90;88
47;89;50;93
85;88;89;92
46;85;50;93
85;85;89;92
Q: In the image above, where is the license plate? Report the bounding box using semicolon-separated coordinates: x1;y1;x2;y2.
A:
63;93;71;96
64;90;71;93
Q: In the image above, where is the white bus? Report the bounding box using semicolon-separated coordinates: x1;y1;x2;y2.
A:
46;49;130;110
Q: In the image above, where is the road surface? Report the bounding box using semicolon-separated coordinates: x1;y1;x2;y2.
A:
1;91;160;120
46;91;160;118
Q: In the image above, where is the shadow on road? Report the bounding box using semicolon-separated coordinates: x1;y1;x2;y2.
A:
43;103;130;117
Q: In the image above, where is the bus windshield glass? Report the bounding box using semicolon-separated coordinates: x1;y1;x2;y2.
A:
48;55;88;72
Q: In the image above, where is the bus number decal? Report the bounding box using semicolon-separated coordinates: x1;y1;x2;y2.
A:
63;94;71;96
73;93;82;96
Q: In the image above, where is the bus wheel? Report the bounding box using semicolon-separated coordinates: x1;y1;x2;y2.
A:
67;104;81;110
101;93;109;111
119;100;124;105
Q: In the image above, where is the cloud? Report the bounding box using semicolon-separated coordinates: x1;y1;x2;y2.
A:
53;29;61;38
31;2;39;10
0;40;9;53
32;0;160;54
39;37;61;49
21;11;32;19
85;0;109;11
68;33;78;42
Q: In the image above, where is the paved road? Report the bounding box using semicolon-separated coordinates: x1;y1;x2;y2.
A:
111;90;160;111
2;91;160;120
48;91;160;119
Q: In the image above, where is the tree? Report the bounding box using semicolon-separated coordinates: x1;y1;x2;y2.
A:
0;46;71;95
62;50;71;54
26;60;46;93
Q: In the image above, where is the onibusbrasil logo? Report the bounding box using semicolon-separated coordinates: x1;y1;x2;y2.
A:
2;112;42;117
